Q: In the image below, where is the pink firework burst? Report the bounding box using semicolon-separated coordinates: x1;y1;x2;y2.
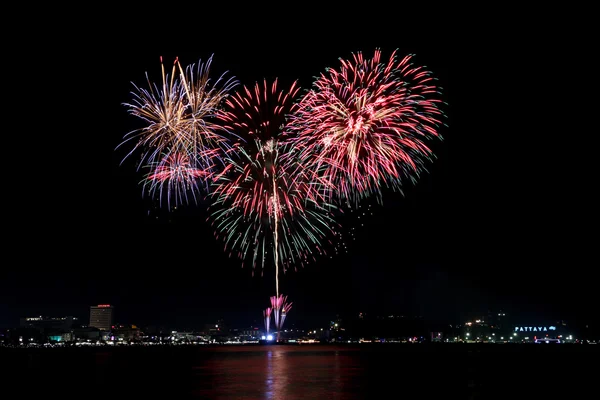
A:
144;152;210;209
286;49;445;206
270;294;293;336
208;79;339;299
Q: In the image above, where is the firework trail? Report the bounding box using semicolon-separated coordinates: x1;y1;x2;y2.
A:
263;307;272;334
271;295;282;332
279;300;292;331
286;49;445;207
118;55;238;208
270;294;293;341
208;78;339;299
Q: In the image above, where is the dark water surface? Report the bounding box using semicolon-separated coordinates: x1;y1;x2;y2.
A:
2;344;597;399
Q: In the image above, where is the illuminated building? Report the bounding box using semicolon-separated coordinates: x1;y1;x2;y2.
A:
20;315;77;332
89;304;114;331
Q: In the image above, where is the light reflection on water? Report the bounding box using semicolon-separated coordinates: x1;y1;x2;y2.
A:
266;349;286;399
192;347;361;399
3;344;597;399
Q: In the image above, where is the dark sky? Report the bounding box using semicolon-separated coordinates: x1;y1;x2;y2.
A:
3;7;596;330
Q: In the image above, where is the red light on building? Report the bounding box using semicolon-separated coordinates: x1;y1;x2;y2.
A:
97;304;111;308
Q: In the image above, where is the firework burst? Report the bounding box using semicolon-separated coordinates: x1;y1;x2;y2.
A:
287;49;445;207
118;55;238;207
142;151;211;208
270;294;293;340
208;79;339;298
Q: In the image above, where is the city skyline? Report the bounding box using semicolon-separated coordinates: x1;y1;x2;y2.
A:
9;303;585;335
3;8;595;330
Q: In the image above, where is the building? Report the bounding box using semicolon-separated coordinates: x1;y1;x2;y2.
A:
89;304;114;331
72;326;102;341
18;315;78;343
20;315;78;332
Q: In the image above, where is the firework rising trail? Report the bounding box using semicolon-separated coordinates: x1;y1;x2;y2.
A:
271;295;283;331
263;307;272;334
287;48;446;207
208;78;339;299
118;55;238;208
270;294;292;341
279;299;292;331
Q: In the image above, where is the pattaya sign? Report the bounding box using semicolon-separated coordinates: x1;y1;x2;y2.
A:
514;326;556;332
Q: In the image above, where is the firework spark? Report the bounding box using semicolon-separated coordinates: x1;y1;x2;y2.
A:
118;55;238;207
263;307;272;334
208;79;339;299
287;49;445;206
143;152;210;208
270;294;293;340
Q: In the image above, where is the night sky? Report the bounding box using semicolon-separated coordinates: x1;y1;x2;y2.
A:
3;7;595;330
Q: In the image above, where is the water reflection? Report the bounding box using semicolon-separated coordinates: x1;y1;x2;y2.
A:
265;348;354;399
192;346;362;399
265;350;286;399
7;344;597;398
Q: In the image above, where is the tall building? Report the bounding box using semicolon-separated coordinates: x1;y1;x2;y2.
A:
89;304;114;331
